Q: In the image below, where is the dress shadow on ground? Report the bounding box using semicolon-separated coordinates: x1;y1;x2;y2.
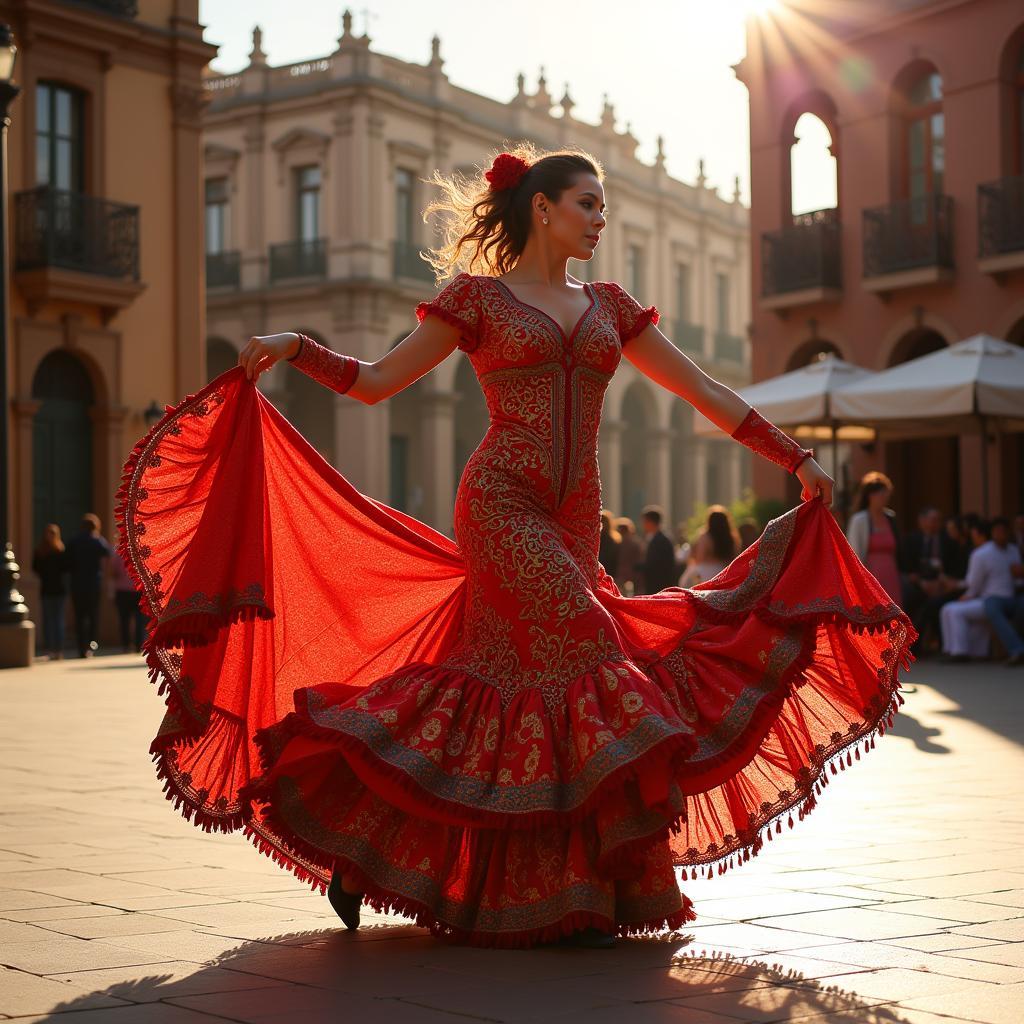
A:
25;924;927;1024
899;657;1024;753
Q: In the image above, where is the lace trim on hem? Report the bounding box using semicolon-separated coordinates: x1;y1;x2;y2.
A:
243;778;697;948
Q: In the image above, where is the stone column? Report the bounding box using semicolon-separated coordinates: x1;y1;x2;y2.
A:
420;389;458;534
647;426;675;522
12;400;40;605
599;418;625;514
241;116;266;290
692;438;709;507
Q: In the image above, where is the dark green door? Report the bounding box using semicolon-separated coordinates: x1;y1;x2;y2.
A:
32;351;94;546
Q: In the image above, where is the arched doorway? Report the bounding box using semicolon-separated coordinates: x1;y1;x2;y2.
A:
453;356;489;495
389;372;424;515
883;328;956;529
620;381;655;523
670;401;695;530
32;351;95;546
206;336;237;381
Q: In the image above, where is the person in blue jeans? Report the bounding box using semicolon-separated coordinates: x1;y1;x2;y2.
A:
982;517;1024;667
31;523;69;659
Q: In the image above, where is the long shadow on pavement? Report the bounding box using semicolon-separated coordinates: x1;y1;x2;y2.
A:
31;922;921;1023
897;659;1024;752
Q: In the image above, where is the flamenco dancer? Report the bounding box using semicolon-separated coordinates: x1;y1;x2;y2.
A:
116;144;916;949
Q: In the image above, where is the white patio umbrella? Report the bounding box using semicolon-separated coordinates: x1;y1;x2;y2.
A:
830;333;1024;515
693;353;877;470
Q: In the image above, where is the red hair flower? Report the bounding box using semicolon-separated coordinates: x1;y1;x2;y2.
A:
485;153;530;192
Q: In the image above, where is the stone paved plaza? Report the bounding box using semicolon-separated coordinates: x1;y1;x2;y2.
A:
0;651;1022;1023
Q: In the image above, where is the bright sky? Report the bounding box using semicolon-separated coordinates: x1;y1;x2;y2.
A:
198;0;836;213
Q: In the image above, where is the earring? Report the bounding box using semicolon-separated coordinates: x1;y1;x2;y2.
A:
542;217;549;224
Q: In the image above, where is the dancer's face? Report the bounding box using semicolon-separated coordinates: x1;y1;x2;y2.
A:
537;173;607;262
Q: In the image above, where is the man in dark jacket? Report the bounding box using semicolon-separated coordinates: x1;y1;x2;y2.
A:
901;505;964;656
638;505;678;594
64;513;112;657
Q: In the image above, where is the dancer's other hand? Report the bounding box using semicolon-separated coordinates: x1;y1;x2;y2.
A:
239;333;301;382
796;457;834;507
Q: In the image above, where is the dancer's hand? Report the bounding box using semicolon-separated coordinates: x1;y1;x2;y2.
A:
795;457;834;507
239;333;300;382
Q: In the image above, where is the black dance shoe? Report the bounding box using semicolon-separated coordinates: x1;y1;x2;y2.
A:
560;926;617;949
327;872;362;930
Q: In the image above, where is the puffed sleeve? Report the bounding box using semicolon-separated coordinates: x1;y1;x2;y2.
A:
415;272;481;353
605;281;660;346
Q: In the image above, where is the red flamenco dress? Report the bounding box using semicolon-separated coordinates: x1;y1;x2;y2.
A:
116;273;916;948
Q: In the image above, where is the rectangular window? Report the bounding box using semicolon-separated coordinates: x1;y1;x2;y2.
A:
675;263;691;321
395;167;414;244
36;81;85;191
626;244;643;296
295;165;321;242
204;177;229;255
715;273;729;331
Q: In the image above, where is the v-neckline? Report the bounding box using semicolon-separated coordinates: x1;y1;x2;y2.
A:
492;277;596;344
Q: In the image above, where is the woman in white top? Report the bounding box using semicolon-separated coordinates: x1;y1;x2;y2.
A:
680;505;740;588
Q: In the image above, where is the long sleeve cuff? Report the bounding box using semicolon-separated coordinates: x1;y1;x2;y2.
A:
730;407;813;474
286;333;360;395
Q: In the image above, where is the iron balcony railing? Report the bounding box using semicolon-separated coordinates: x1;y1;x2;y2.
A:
978;175;1024;258
268;238;326;282
761;207;841;296
206;250;241;289
393;240;435;282
14;185;140;279
672;320;704;357
863;193;954;278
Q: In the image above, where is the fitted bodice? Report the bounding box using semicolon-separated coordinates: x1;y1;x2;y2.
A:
464;277;624;510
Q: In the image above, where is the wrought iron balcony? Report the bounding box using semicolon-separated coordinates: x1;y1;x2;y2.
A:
672;320;704;357
761;208;841;299
206;250;240;289
713;330;745;364
393;240;435;282
14;186;140;280
978;175;1024;263
862;193;954;281
268;238;326;283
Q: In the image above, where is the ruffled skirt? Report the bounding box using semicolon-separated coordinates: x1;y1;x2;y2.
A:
117;368;915;948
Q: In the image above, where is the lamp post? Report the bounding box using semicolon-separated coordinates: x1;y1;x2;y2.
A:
0;23;32;669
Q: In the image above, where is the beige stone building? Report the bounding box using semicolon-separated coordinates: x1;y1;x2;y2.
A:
202;13;751;541
3;0;215;644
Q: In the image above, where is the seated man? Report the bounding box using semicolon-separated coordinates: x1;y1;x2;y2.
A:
901;505;962;656
940;518;1020;662
982;516;1024;667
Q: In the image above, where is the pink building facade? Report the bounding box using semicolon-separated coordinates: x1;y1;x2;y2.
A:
739;0;1024;527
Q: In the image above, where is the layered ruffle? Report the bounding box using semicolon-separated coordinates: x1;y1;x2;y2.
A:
117;366;915;948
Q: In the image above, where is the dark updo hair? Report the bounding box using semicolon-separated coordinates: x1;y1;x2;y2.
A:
422;140;604;280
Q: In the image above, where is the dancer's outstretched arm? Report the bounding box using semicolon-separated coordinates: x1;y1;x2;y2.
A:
621;318;835;507
237;315;464;404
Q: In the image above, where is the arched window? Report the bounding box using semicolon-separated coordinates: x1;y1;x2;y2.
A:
904;69;944;203
790;113;837;218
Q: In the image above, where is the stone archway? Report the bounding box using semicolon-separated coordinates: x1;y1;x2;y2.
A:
31;350;96;548
453;356;488;494
620;380;657;523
